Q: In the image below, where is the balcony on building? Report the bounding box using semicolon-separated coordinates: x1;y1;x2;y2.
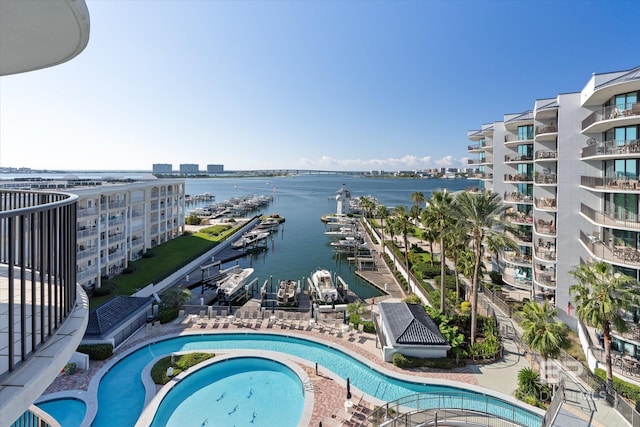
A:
503;191;533;205
504;173;533;183
0;190;89;425
468;157;492;166
534;219;556;237
581;137;640;159
581;203;640;231
580;175;640;192
580;230;640;267
534;238;556;261
535;150;558;161
534;196;557;211
533;270;557;290
582;102;640;133
504;153;533;163
505;211;533;225
502;268;532;290
534;123;558;141
504;133;534;147
503;250;533;266
534;173;557;185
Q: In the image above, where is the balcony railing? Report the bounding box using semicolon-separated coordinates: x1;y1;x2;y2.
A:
535;124;558;135
581;174;640;191
534;271;557;288
534;221;556;236
467;158;491;165
503;191;532;203
504;174;533;182
535;197;556;209
503;251;532;264
581;203;640;230
580;230;640;266
582;102;640;130
535;150;558;160
502;271;532;288
467;142;491;151
0;190;78;377
581;138;640;158
108;200;126;209
504;134;534;143
535;173;557;184
505;154;533;162
78;206;98;217
505;213;533;224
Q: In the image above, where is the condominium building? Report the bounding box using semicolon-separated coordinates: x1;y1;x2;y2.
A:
71;177;186;290
152;163;173;173
468;65;640;353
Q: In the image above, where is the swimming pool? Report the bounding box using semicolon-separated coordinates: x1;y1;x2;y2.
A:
150;356;305;427
36;397;86;427
41;332;542;427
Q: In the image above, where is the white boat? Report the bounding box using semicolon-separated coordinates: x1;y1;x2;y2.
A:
256;217;280;233
218;266;254;296
232;230;270;249
310;268;339;303
276;279;297;305
324;226;358;238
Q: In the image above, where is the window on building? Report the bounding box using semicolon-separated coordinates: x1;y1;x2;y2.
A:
517;125;534;141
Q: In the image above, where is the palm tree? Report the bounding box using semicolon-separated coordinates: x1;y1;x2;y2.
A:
426;190;455;313
410;191;425;209
446;226;470;301
520;300;566;381
359;196;375;219
375;204;388;249
161;287;192;308
419;209;437;267
569;261;638;392
392;206;412;273
454;190;513;345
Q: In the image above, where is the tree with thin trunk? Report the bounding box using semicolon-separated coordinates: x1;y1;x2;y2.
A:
454;190;513;345
392;206;412;272
375;204;388;249
446;225;470;301
359;196;375;219
520;300;566;382
426;190;455;313
569;261;637;392
411;191;425;209
419;209;437;267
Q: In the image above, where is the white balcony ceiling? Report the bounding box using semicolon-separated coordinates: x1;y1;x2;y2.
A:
0;0;90;76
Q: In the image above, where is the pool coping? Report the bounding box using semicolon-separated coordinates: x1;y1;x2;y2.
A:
37;328;546;426
135;351;313;427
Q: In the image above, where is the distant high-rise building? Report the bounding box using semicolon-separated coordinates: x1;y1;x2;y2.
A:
179;163;199;174
207;164;224;174
153;163;173;173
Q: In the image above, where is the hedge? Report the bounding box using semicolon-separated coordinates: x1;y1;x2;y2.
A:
77;343;113;360
392;353;453;369
595;367;640;402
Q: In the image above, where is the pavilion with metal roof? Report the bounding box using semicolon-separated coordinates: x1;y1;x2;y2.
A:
377;302;450;362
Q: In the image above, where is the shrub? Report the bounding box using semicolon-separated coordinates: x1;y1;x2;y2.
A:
64;362;77;375
142;251;155;258
392;353;453;369
157;307;180;324
77;343;113;360
402;294;422;304
151;352;216;385
595;368;640;401
123;267;134;274
92;287;112;297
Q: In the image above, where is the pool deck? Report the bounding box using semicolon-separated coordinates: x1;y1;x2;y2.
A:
43;303;535;427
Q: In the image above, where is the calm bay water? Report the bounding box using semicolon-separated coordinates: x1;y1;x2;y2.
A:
185;174;476;299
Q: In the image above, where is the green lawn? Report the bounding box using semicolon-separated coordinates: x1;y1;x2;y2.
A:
89;223;242;309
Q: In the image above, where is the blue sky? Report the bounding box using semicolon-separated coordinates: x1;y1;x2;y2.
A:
1;0;639;172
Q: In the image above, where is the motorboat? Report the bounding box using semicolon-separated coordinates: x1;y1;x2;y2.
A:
309;268;339;303
232;230;270;249
218;266;254;297
324;226;359;238
276;279;297;305
256;217;280;233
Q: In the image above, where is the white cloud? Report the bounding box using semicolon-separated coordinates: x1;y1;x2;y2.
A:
298;154;463;170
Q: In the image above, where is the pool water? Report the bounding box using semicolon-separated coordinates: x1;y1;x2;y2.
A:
40;333;541;427
36;398;86;427
151;357;304;427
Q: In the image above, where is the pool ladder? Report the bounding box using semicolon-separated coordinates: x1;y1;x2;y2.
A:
374;381;388;400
